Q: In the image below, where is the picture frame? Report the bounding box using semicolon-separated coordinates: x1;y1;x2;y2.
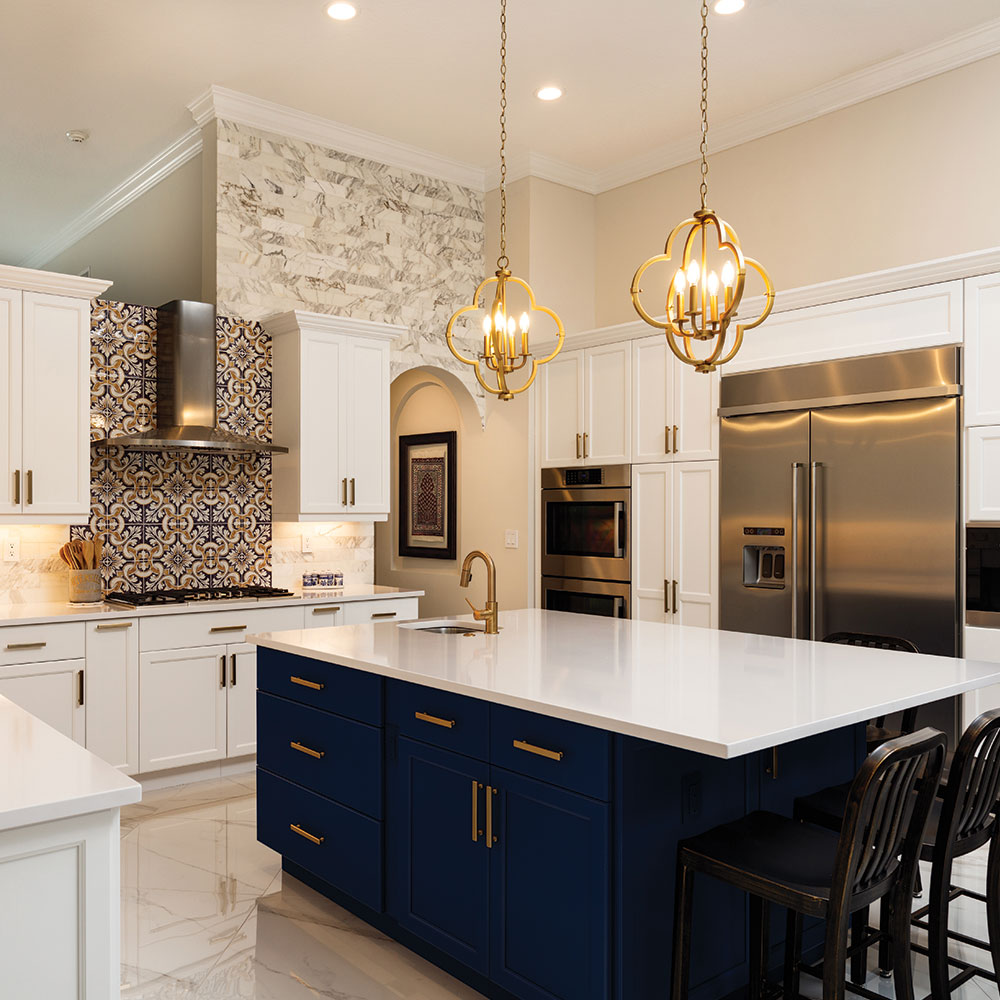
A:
398;431;457;560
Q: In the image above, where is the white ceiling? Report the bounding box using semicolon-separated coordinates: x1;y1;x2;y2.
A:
2;0;999;265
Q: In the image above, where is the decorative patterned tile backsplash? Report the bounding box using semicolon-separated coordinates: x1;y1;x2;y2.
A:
72;300;273;593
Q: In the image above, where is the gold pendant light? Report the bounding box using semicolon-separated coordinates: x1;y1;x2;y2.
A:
630;1;774;373
446;0;565;401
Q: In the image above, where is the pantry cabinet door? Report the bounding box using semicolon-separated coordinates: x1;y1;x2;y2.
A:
539;350;585;468
672;462;719;628
21;292;90;518
85;621;139;774
0;288;22;515
584;342;631;465
139;647;227;772
226;643;258;758
632;464;671;623
631;336;672;464
345;339;390;515
965;273;1000;427
672;364;719;462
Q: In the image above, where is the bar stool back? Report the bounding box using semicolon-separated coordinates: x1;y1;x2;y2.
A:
672;728;946;1000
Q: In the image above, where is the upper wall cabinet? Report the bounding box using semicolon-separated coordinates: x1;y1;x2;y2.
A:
538;342;631;468
0;267;110;523
267;311;405;521
965;273;1000;428
631;335;719;464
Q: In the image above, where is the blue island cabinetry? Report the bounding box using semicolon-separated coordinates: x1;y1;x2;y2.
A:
255;647;862;1000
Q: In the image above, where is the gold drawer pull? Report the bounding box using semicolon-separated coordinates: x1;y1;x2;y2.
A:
290;823;324;846
513;739;564;762
95;621;133;631
311;606;342;615
415;711;455;729
371;611;397;619
210;624;247;633
5;641;46;651
290;675;324;691
290;741;325;759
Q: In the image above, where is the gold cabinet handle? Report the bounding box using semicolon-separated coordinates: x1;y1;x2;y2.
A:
5;641;46;651
575;433;581;459
77;669;84;707
371;611;397;619
766;747;779;780
342;478;348;505
672;425;679;454
311;606;342;615
290;823;324;846
415;711;455;729
472;780;483;842
583;432;589;459
672;579;679;615
486;785;496;847
290;741;325;759
26;469;32;505
220;654;227;688
210;624;246;633
95;621;133;631
665;426;670;454
12;469;19;506
350;477;356;506
513;739;564;762
230;653;237;687
290;675;324;691
664;579;669;615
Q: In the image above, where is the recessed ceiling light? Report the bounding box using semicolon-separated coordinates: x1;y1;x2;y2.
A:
713;0;745;13
536;86;563;102
65;129;90;144
326;2;356;20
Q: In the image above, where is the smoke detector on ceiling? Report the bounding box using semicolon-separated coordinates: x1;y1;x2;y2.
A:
65;129;90;144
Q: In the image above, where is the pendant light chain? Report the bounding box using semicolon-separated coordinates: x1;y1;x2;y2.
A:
699;0;710;211
497;0;509;270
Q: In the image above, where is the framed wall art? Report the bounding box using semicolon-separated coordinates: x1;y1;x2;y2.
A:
398;431;457;560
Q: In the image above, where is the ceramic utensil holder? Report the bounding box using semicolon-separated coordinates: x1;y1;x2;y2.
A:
68;569;101;605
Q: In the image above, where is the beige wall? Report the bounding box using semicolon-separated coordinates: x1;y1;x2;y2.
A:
45;154;203;308
595;54;1000;327
375;369;534;618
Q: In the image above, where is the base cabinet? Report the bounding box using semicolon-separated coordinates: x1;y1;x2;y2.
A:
85;620;138;774
0;658;85;744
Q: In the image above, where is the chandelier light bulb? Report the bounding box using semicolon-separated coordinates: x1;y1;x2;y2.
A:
519;312;530;333
482;315;492;334
707;271;719;294
721;260;735;287
686;260;700;286
674;269;686;294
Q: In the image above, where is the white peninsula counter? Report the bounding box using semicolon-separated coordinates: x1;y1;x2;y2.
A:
0;694;140;999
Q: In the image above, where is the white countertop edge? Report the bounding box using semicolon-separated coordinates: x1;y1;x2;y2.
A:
0;587;424;628
250;631;1000;761
3;784;142;832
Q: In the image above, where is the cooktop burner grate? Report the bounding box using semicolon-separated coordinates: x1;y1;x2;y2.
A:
104;585;296;608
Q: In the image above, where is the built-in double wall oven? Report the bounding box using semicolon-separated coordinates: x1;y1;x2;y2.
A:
541;465;631;618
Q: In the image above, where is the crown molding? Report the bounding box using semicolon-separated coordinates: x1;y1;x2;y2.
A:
20;128;203;270
189;85;487;193
485;151;601;195
264;309;408;342
0;263;112;299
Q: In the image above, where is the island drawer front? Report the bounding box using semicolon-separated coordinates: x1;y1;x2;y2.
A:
140;606;304;651
257;648;382;726
257;768;382;912
490;705;612;801
387;680;490;761
0;623;85;666
341;598;420;626
257;692;383;819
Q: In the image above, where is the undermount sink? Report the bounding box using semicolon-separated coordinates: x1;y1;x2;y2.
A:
397;619;484;635
417;625;480;635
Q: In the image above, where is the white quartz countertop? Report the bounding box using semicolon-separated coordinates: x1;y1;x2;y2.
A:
0;585;423;627
251;608;1000;759
0;694;140;830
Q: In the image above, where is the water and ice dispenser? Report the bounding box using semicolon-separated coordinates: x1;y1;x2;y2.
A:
741;527;786;590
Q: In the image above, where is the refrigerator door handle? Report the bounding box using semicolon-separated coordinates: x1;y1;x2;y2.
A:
810;462;821;641
791;463;804;639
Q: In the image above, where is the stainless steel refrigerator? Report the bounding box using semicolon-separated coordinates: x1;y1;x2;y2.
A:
720;347;963;662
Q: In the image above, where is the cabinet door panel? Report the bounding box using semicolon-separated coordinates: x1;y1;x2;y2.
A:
226;644;257;757
0;288;21;515
300;332;347;514
585;343;630;465
386;737;490;973
21;292;89;516
0;659;85;744
539;351;584;467
490;767;610;1000
968;426;1000;522
672;364;719;462
632;464;670;623
85;621;138;773
139;648;227;772
672;462;719;628
631;336;671;464
347;339;390;514
965;273;1000;427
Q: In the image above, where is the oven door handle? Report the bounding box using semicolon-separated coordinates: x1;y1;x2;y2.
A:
613;502;626;559
614;595;626;618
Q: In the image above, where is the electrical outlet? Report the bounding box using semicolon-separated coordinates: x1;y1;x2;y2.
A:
301;534;314;555
4;538;19;562
504;529;519;549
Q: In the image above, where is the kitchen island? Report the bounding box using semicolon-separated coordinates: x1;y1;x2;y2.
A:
251;609;1000;1000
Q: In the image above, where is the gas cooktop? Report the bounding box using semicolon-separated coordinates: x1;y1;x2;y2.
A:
104;585;296;609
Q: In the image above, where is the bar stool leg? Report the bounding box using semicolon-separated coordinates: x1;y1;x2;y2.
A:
927;852;953;1000
877;897;892;977
821;910;848;1000
749;895;769;1000
986;830;1000;980
850;906;868;983
671;859;695;1000
889;880;916;1000
783;909;802;999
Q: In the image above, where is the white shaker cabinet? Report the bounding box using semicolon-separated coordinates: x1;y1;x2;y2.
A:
226;642;258;757
631;335;719;464
632;462;719;628
964;273;1000;427
539;342;631;467
968;426;1000;522
963;627;1000;730
0;659;85;744
268;311;404;521
85;619;139;775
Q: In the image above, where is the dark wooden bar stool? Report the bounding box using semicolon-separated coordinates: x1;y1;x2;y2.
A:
671;728;946;1000
795;709;1000;995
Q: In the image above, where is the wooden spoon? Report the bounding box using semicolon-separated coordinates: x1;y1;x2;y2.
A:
81;539;94;569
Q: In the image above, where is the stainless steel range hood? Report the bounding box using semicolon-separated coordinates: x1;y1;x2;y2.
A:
94;300;287;454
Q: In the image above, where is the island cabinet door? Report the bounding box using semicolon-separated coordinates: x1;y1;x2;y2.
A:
386;737;490;974
489;767;611;1000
